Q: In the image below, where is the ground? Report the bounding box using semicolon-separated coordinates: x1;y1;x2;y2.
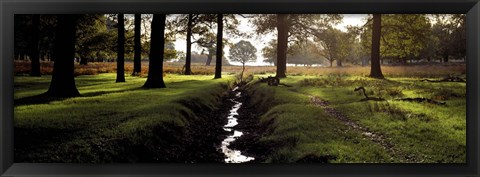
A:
13;62;466;163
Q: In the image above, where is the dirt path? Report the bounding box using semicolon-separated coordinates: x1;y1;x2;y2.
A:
309;96;417;163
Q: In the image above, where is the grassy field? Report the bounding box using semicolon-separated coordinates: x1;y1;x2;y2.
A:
14;73;236;162
14;60;465;78
239;74;466;163
14;62;466;163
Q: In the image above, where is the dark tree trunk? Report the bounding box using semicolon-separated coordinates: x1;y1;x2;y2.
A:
30;14;41;77
46;15;80;97
133;14;142;76
185;14;193;75
330;61;333;67
214;14;223;79
80;58;88;65
116;14;126;82
336;59;342;67
143;14;167;88
276;14;288;78
443;54;449;63
369;14;384;79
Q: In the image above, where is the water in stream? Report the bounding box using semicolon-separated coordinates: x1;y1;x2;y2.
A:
220;86;255;163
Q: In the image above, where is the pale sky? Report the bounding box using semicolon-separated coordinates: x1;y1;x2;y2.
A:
173;14;368;66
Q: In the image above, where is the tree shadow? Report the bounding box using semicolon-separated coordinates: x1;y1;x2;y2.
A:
14;87;144;106
14;126;84;162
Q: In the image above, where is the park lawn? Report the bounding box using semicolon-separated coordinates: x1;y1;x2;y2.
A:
248;74;466;163
14;73;235;162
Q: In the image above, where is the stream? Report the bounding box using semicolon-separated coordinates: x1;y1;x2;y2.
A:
219;86;255;163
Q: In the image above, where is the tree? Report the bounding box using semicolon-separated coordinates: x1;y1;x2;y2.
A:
251;14;342;77
116;14;126;82
369;14;384;79
143;14;167;88
76;15;111;65
132;14;142;76
430;14;466;62
229;40;257;82
359;14;430;64
315;27;354;67
185;14;194;75
30;14;41;76
214;14;223;79
46;15;81;97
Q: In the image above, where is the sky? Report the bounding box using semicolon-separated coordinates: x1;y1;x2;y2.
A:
173;14;368;66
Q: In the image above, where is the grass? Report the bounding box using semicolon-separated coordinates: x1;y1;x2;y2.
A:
14;73;235;162
14;60;465;78
246;72;466;163
14;61;466;163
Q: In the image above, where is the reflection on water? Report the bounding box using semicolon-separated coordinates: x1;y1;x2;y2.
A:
220;86;255;163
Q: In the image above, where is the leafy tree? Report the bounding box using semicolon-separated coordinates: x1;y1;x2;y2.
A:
168;14;213;75
143;14;167;88
430;14;466;62
229;40;257;82
250;14;342;77
359;14;430;64
76;14;111;65
116;14;126;82
370;14;384;79
169;14;240;75
46;15;81;97
315;27;354;67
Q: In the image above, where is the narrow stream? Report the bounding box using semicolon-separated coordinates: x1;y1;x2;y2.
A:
219;86;255;163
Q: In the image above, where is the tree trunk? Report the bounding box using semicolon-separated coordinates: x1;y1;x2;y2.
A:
116;14;126;82
369;14;384;79
46;15;80;97
336;59;342;67
330;61;333;67
205;53;213;66
143;14;167;88
133;14;142;76
30;14;41;77
214;14;223;79
276;14;288;78
80;57;88;65
240;63;245;83
185;14;193;75
443;54;449;63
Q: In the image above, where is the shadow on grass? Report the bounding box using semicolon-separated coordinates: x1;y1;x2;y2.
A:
14;127;84;162
14;87;144;106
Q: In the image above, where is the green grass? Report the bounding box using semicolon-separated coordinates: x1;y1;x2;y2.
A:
14;73;235;162
244;81;392;163
14;70;466;163
247;74;466;163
